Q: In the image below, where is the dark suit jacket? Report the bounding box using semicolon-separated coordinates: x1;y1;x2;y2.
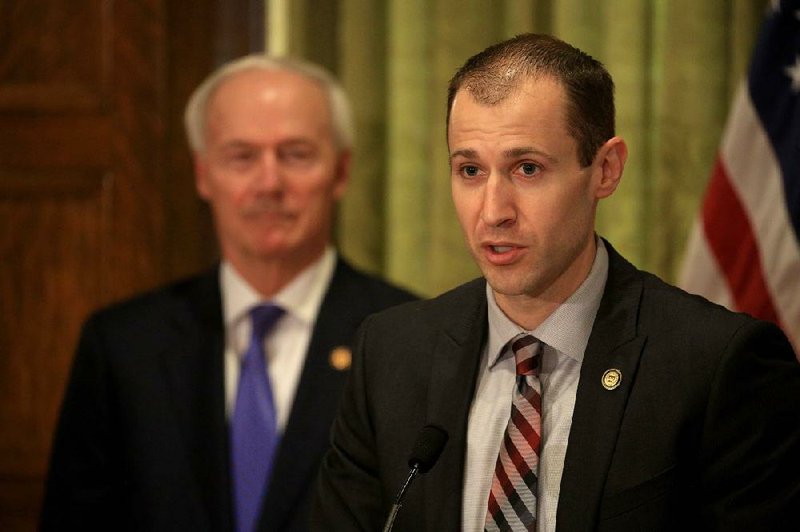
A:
41;257;416;532
312;243;800;531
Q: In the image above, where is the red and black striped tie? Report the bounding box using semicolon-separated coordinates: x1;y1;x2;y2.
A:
485;334;542;532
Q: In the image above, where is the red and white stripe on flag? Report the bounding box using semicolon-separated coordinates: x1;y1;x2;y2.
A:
679;1;800;355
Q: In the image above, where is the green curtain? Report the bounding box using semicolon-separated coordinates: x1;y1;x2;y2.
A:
286;0;766;297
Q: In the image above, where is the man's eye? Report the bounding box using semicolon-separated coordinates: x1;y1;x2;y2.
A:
228;151;255;164
286;150;310;159
462;165;480;177
281;145;316;163
519;162;538;176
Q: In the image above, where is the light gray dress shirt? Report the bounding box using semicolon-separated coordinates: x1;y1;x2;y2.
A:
461;239;609;532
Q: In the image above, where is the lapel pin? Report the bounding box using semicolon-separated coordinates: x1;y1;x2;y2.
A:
601;368;622;390
329;346;352;371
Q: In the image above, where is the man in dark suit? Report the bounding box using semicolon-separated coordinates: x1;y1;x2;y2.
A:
312;34;800;531
41;56;415;532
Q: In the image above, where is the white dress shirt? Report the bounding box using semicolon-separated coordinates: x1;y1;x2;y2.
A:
221;247;337;431
462;239;609;532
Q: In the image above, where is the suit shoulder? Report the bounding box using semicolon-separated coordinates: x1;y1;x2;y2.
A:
639;270;749;325
604;243;751;332
365;277;486;328
635;268;791;355
333;259;418;308
84;270;217;333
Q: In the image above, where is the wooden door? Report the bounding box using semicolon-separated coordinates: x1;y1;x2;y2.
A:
0;1;261;529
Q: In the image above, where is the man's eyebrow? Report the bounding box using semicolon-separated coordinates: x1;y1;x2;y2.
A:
504;146;556;162
450;146;557;163
504;147;535;158
218;140;255;150
449;148;478;161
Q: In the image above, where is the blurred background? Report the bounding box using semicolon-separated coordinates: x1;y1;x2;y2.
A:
0;0;769;529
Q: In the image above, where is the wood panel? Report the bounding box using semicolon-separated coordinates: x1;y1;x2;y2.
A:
162;0;264;278
0;1;163;529
0;0;110;113
0;1;260;528
0;172;110;528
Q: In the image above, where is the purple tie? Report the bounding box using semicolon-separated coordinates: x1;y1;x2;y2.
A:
231;304;284;532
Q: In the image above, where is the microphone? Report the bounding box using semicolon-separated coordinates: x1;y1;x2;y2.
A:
382;424;448;532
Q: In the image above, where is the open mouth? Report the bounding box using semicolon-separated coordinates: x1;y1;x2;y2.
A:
483;244;523;265
490;245;513;253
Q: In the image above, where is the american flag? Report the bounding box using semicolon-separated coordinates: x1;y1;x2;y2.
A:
679;0;800;354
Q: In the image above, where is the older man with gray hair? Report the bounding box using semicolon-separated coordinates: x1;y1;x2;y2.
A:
42;55;415;532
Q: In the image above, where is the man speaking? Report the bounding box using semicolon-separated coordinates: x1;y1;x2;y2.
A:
312;34;800;531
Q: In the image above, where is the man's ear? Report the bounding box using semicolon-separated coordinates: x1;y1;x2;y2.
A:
332;149;352;200
194;153;211;200
594;136;628;199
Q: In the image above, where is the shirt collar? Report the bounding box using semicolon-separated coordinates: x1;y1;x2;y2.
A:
485;237;609;368
221;246;337;332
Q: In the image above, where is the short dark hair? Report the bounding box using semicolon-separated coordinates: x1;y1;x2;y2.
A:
447;33;615;167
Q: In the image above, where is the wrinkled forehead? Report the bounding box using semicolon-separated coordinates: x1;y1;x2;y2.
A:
464;68;563;102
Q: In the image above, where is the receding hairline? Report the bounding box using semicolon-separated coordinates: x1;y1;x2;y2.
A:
453;69;557;104
447;71;565;135
445;35;616;167
447;66;553;142
447;75;576;167
458;56;544;105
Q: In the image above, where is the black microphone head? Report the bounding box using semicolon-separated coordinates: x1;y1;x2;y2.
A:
408;424;448;474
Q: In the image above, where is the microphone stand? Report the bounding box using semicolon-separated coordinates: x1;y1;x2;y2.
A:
382;463;420;532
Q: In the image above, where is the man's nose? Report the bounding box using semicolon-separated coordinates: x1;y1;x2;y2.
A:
481;173;516;227
253;152;283;192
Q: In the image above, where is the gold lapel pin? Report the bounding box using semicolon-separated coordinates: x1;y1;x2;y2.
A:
329;346;352;371
601;368;622;390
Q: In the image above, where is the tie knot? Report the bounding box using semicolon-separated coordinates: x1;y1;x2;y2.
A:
249;304;284;341
511;333;541;377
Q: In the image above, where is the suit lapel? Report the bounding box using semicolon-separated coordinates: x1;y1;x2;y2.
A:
159;269;232;532
423;279;488;530
556;243;647;531
260;259;363;530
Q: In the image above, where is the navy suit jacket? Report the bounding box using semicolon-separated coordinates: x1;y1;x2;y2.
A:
312;243;800;531
42;258;416;531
